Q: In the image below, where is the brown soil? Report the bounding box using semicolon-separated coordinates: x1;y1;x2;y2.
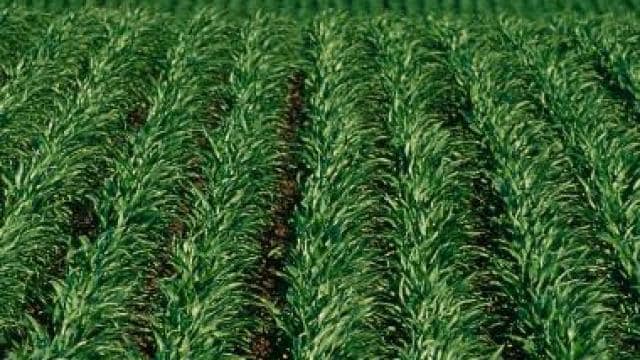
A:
248;72;305;360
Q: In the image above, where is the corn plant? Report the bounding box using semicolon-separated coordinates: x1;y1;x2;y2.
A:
2;10;170;358
0;11;113;195
368;16;499;358
151;13;294;359
0;8;48;70
496;17;640;356
574;18;640;122
457;25;618;358
0;9;165;347
277;12;390;359
10;13;205;358
0;6;639;359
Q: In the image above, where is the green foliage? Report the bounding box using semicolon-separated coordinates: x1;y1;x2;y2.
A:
1;6;640;360
461;23;619;358
278;12;390;359
574;17;640;121
368;16;499;358
151;13;293;359
0;10;112;180
4;9;171;358
0;8;48;69
0;9;163;346
496;16;640;356
2;0;639;16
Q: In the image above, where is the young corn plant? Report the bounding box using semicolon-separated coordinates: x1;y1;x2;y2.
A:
458;26;618;358
419;17;521;354
151;13;295;359
0;8;48;71
368;16;499;358
278;12;390;359
0;10;112;197
1;10;169;358
7;11;232;358
574;18;640;122
0;9;164;346
1;12;74;228
497;18;640;356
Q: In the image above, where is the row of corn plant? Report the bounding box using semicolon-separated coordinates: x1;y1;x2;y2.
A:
1;12;78;227
448;22;619;358
572;20;640;352
573;18;640;122
7;12;229;358
0;10;164;348
0;8;48;70
421;18;519;355
496;18;640;356
150;13;295;359
0;16;109;321
368;16;499;358
276;13;390;358
0;8;60;179
1;10;169;358
565;23;640;356
0;11;113;197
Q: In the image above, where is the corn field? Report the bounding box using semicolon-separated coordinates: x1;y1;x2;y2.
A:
1;1;640;359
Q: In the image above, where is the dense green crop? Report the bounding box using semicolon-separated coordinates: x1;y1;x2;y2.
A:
1;3;640;359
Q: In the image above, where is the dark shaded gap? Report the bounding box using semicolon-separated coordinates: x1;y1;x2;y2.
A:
126;102;149;130
0;68;7;87
68;200;99;239
248;71;305;360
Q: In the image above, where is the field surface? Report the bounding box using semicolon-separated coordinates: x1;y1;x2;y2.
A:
1;3;640;359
